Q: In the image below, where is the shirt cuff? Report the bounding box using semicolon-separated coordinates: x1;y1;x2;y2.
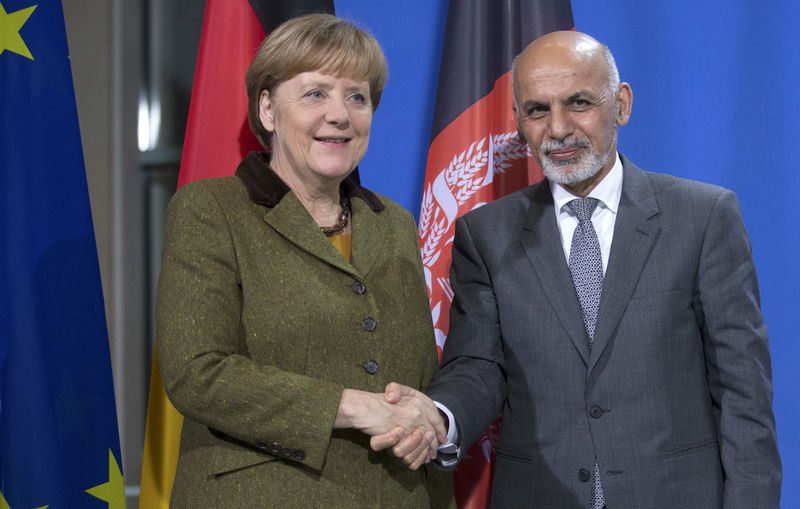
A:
433;401;460;468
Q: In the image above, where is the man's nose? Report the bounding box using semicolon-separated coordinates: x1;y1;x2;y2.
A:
546;107;573;141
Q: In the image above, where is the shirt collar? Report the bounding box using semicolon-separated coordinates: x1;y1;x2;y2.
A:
550;152;623;215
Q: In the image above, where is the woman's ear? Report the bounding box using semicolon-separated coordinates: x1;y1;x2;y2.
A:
259;90;275;132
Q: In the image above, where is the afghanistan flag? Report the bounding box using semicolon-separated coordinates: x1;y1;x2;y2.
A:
417;1;574;507
0;1;125;507
138;1;333;507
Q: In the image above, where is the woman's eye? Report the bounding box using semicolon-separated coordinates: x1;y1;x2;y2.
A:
305;90;324;99
350;93;368;104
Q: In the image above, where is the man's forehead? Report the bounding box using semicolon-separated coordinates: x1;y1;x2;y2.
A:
519;64;605;98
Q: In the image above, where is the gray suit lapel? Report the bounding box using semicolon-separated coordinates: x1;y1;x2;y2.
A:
589;159;661;373
521;184;591;366
262;192;360;278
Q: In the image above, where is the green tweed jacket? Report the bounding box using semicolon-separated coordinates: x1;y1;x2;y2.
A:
157;153;453;508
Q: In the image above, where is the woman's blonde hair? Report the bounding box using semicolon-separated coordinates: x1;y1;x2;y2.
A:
246;13;388;148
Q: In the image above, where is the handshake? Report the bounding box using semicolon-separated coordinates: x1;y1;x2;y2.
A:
335;382;448;470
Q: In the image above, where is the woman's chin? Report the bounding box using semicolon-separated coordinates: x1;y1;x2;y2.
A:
308;162;359;182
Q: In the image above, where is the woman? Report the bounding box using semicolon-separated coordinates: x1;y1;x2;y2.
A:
156;13;453;508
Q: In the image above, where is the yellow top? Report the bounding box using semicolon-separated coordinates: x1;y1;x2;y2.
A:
329;232;352;262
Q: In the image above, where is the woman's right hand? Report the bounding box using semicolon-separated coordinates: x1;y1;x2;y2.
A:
335;388;444;469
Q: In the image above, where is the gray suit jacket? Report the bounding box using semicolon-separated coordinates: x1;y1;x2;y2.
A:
427;156;781;508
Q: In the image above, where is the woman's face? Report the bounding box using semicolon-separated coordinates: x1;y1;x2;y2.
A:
259;71;373;186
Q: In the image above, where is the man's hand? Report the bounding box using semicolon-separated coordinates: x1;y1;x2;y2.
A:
369;383;448;469
371;425;436;470
335;386;444;470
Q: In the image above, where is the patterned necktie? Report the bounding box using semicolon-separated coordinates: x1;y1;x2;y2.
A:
567;197;606;509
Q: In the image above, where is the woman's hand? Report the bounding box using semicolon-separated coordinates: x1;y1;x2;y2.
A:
335;388;445;469
369;383;450;469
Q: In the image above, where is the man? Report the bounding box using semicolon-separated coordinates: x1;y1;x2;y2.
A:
376;31;781;508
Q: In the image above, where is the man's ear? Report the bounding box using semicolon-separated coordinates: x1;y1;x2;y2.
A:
259;90;275;132
615;83;633;127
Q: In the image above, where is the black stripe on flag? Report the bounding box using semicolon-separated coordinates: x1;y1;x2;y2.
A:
249;0;336;34
430;0;574;140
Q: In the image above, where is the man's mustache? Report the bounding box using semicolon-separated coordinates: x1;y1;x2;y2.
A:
541;138;591;157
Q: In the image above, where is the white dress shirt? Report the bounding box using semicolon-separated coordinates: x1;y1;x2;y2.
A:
550;153;623;274
434;153;624;465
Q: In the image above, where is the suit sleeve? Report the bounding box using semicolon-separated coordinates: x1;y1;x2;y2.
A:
427;215;508;451
694;190;782;508
156;183;344;472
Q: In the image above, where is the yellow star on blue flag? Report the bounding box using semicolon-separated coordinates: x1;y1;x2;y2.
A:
86;450;126;509
0;2;37;59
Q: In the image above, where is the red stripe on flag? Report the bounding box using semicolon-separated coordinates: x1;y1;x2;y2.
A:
420;69;542;509
177;0;265;188
426;71;542;204
421;71;542;348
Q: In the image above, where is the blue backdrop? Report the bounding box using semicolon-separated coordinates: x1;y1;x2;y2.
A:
336;0;798;503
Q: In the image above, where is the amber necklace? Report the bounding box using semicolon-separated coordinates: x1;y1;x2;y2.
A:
320;196;351;237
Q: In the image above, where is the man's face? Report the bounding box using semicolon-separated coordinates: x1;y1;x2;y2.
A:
513;46;630;188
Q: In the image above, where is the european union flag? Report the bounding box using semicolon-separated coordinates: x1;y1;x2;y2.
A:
0;1;125;507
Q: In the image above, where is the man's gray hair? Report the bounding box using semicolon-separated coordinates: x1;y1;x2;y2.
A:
602;44;620;94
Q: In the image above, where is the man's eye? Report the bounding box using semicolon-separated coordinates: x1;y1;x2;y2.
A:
526;107;547;118
305;90;324;99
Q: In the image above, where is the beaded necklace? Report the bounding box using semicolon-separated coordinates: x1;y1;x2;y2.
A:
320;196;351;237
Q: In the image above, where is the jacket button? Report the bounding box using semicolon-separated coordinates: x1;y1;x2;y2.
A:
578;468;591;482
590;406;604;418
363;359;380;374
291;449;305;461
352;281;366;295
362;317;377;332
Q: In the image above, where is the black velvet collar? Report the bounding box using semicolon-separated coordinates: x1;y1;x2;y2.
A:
235;152;385;212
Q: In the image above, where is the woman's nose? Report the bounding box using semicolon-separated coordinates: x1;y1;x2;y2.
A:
324;96;350;125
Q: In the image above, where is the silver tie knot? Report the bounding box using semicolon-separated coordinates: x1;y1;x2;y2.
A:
568;197;600;223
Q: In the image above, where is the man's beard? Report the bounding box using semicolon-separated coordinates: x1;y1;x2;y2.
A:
538;136;612;186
